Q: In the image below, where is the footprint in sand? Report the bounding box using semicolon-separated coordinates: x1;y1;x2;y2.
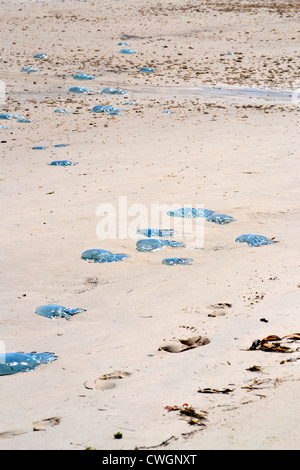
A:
0;417;61;438
206;303;232;317
84;371;131;390
159;335;210;353
32;417;61;431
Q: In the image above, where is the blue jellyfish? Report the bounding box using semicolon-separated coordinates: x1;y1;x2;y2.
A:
21;66;40;73
0;352;57;376
49;160;77;166
101;88;128;95
162;258;193;266
206;214;236;225
73;73;95;80
34;53;48;59
235;234;277;247
137;229;175;238
81;249;128;263
69;86;92;93
168;208;215;218
35;304;86;320
136;239;183;252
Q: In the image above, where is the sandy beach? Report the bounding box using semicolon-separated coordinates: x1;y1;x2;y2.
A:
0;0;299;450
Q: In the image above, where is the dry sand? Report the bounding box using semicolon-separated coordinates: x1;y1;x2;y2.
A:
0;0;299;450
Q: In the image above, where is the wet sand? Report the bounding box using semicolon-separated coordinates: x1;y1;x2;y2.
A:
0;0;299;450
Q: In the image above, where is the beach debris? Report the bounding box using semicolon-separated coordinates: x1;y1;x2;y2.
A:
54;109;70;114
35;304;86;320
114;432;123;439
0;352;57;376
92;105;124;115
165;403;207;426
198;387;234;394
246;365;262;372
137;435;178;450
140;67;155;73
249;333;300;353
84;370;131;391
206;214;236;224
73;73;95;80
162;258;193;266
49;160;77;166
159;335;210;353
21;66;40;73
100;87;128;95
68;86;93;93
34;53;48;59
81;249;128;263
235;234;278;247
120;49;137;54
137;229;175;238
168;208;214;218
180;406;207;426
136;238;183;252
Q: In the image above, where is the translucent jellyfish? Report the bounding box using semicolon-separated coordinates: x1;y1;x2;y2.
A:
109;110;125;115
101;87;128;95
0;113;25;120
162;110;175;114
35;304;86;320
50;160;77;166
124;101;137;105
54;109;70;114
0;125;10;129
73;73;95;80
53;144;68;147
162;258;193;266
206;214;236;225
136;239;184;252
0;352;57;376
140;67;155;73
137;229;175;238
168;208;215;218
17;118;35;123
68;86;92;93
92;105;124;115
118;42;129;46
120;49;138;54
235;234;277;247
32;146;47;150
34;53;48;59
21;66;40;73
81;249;128;263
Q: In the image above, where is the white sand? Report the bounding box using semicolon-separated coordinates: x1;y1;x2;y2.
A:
0;0;299;450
